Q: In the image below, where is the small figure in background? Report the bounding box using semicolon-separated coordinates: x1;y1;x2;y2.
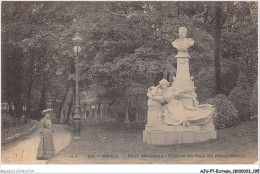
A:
37;108;55;160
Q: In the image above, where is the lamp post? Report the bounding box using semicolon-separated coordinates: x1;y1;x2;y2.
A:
72;27;83;139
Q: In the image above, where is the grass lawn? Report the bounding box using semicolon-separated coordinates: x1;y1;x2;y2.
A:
48;119;258;164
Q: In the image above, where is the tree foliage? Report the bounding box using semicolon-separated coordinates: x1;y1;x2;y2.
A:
1;2;257;122
206;94;238;129
229;73;253;120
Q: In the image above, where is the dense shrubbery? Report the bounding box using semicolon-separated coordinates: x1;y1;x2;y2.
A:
1;110;19;130
206;94;238;129
229;73;253;120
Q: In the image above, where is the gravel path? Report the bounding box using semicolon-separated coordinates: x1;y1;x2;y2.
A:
1;124;72;164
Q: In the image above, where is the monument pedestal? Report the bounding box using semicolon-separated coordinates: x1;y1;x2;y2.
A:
143;119;217;145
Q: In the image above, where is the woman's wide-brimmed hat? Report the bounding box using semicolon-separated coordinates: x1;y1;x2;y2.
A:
42;108;53;114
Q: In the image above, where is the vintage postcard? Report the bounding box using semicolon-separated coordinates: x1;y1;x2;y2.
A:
1;1;258;173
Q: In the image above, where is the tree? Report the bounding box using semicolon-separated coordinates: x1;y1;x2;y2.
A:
2;2;74;120
213;3;222;94
1;1;257;123
188;2;255;95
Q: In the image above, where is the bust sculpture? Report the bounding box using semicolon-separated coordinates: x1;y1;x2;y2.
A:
172;27;194;58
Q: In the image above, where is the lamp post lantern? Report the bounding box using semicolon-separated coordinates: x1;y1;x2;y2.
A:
72;27;83;139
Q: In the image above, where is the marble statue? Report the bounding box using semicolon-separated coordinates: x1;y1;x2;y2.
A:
159;79;188;126
159;79;215;126
172;27;194;58
146;85;164;125
143;27;217;145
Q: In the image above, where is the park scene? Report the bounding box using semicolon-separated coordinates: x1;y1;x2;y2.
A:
1;1;258;164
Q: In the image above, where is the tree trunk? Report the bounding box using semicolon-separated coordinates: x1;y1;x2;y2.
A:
12;47;24;120
83;104;87;118
25;79;33;118
214;3;222;95
66;97;73;124
14;100;23;120
124;97;130;123
97;103;102;118
5;60;13;115
57;81;69;121
25;57;34;119
66;57;76;123
65;75;75;124
89;104;92;117
37;73;48;118
7;100;13;116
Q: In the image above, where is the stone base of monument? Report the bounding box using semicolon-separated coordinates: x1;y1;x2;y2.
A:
143;120;217;145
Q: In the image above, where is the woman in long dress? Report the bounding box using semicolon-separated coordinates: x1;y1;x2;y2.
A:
37;109;55;160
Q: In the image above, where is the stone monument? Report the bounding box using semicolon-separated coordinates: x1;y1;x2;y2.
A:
146;86;164;125
143;27;217;145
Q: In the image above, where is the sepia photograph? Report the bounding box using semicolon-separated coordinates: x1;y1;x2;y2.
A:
1;0;258;170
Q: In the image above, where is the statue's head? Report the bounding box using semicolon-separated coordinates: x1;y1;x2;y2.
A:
159;79;169;90
179;27;187;39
